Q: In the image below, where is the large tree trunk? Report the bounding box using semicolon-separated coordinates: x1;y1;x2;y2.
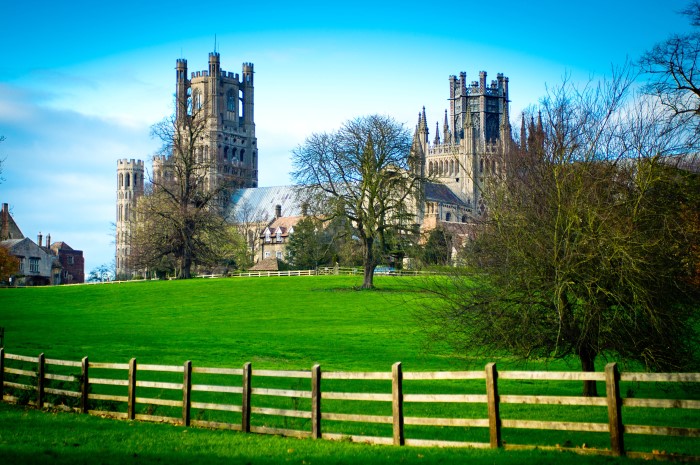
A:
179;250;192;279
362;237;375;289
579;345;598;397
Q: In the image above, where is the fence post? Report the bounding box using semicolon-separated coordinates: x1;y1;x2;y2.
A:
485;362;502;448
81;356;89;414
182;360;192;427
0;348;4;402
242;362;251;433
311;364;321;439
37;353;45;408
128;358;137;420
605;362;624;456
392;362;404;446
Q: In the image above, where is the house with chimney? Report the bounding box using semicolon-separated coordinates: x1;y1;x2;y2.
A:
259;210;302;262
229;186;303;268
0;203;84;285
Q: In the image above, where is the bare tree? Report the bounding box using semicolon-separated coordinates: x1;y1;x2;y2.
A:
131;97;235;278
229;198;270;268
640;1;700;141
419;69;700;396
291;115;421;289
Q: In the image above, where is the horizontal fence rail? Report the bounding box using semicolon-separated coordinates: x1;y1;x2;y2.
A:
1;348;699;461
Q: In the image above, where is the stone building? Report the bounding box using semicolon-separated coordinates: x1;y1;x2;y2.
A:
51;241;85;284
412;70;512;226
117;52;258;277
1;203;84;285
116;59;513;273
153;52;258;193
115;159;144;278
228;186;303;264
1;237;55;285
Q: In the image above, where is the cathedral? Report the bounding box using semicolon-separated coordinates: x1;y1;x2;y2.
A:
116;52;511;277
412;70;511;229
116;53;258;278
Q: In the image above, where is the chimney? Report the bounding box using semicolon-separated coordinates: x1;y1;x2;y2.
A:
1;203;8;239
275;204;282;219
46;233;51;248
37;232;43;248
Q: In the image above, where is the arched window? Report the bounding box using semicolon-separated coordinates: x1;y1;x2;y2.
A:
450;160;454;175
462;215;467;223
126;173;131;187
119;173;123;187
224;147;229;160
445;212;451;222
227;89;236;112
276;229;282;242
240;149;245;162
193;90;202;111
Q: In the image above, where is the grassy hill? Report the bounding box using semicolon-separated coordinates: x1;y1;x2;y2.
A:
1;276;698;463
0;275;461;371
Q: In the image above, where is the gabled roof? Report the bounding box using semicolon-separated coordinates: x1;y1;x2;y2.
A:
0;238;23;249
1;237;47;256
425;183;469;208
229;186;302;223
1;204;24;240
50;242;73;252
264;216;303;237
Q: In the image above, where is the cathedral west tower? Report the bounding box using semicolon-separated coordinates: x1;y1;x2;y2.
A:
168;53;258;192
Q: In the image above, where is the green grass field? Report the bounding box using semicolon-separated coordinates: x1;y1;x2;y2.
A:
0;275;698;463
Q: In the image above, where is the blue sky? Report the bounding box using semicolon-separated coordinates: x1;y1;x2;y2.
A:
0;0;691;274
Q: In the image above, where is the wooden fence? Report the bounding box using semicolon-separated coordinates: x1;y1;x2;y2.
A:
1;349;698;460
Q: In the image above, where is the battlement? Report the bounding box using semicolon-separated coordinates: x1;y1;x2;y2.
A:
117;159;144;168
176;58;187;67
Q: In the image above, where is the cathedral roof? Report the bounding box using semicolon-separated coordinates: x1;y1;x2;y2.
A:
228;186;302;223
424;183;469;208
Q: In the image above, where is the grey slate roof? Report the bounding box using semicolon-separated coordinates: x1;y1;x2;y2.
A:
424;182;469;207
228;186;302;223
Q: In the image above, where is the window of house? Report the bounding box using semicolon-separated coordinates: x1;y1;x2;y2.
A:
264;230;271;243
18;257;24;272
29;257;40;273
276;230;282;242
264;251;271;258
68;256;74;265
445;212;452;222
276;251;283;259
